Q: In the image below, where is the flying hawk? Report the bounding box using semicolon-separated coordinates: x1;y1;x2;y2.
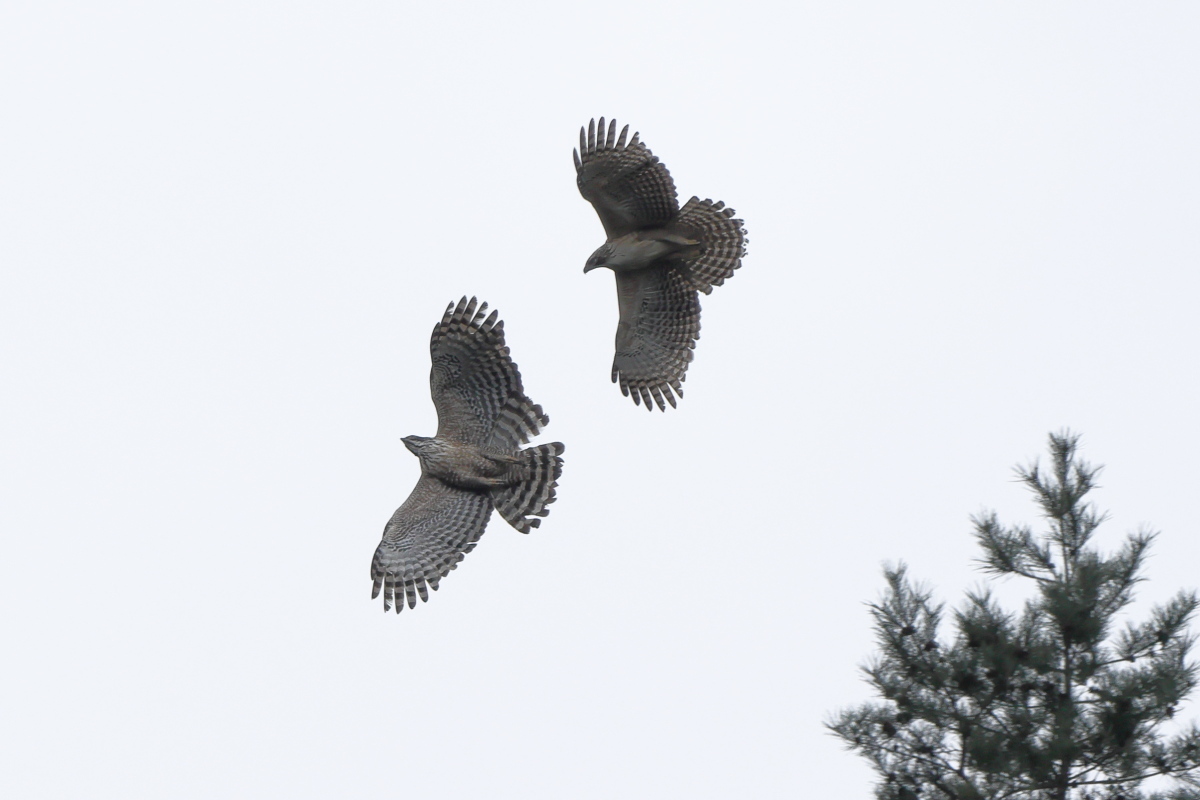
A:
370;297;565;613
574;117;748;411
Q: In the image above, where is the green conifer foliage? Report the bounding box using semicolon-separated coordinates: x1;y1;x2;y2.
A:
829;433;1200;800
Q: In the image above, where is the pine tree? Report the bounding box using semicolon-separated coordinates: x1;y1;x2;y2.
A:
829;432;1200;800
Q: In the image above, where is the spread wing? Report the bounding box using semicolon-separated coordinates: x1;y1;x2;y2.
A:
611;266;701;411
429;297;549;452
574;117;679;239
370;475;492;612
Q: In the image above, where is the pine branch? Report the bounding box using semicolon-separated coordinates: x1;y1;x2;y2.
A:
974;514;1057;582
1095;531;1157;618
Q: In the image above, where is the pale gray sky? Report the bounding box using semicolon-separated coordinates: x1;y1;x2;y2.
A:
2;2;1199;798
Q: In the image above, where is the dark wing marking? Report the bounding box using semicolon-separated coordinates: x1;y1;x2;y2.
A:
370;475;492;613
611;266;701;411
574;117;679;239
430;297;548;451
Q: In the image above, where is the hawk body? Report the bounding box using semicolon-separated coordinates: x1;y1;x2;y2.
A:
574;118;748;411
401;435;519;490
370;297;565;613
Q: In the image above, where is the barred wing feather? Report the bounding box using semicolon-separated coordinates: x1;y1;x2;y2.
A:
612;266;701;411
370;476;492;613
574;117;679;238
430;297;548;451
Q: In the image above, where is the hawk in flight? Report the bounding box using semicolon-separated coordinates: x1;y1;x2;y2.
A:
370;297;565;613
574;117;748;411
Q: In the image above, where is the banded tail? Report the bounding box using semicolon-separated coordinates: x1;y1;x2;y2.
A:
673;197;748;294
491;443;565;533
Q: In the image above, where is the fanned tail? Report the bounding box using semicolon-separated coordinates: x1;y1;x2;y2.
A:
673;197;748;295
490;443;565;533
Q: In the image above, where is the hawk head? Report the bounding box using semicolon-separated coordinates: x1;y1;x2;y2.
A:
401;435;435;456
584;233;685;273
583;243;615;273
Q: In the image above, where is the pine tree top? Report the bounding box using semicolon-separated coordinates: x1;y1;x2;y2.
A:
830;432;1200;800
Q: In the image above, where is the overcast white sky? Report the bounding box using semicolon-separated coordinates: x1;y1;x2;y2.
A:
3;2;1199;797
